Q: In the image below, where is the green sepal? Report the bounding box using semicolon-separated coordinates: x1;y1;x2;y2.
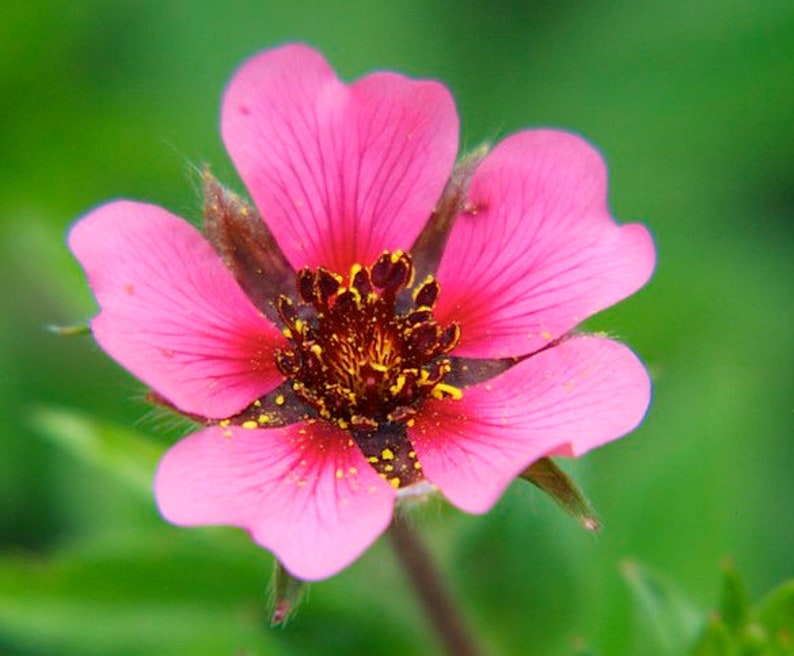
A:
519;458;599;532
269;559;308;626
46;322;91;336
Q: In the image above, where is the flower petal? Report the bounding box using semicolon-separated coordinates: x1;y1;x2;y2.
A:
409;335;651;513
221;43;459;273
435;130;656;358
154;423;396;581
68;201;285;418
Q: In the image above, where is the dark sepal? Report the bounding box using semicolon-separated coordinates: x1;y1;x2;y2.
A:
445;355;520;388
520;458;600;532
410;143;490;282
269;558;308;626
209;380;310;429
202;169;296;325
352;423;424;489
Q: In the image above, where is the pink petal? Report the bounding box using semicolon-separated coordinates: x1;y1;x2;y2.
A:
155;423;396;581
69;201;286;418
435;130;656;358
410;335;651;513
221;43;459;274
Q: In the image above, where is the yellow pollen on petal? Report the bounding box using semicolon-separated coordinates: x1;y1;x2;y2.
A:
335;468;344;479
241;420;258;429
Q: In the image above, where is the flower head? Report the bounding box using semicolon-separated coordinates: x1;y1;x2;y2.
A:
69;44;655;581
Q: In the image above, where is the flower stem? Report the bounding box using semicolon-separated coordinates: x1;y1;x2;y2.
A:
387;513;483;656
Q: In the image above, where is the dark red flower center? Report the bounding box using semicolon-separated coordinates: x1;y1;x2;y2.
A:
275;251;461;433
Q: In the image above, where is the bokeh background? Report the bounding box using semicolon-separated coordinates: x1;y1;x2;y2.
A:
2;1;793;654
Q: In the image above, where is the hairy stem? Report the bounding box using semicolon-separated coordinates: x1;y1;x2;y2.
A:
387;514;483;656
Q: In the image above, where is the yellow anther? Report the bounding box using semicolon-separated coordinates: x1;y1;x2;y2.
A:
310;343;323;356
368;456;379;464
282;328;292;339
388;477;401;489
384;464;394;472
218;419;231;427
381;448;395;461
257;414;269;424
390;375;406;395
431;383;463;400
241;420;258;429
414;461;422;470
275;394;285;406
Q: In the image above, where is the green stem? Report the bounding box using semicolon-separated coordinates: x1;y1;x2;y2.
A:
387;513;484;656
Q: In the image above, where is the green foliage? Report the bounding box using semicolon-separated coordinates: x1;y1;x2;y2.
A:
2;1;794;654
31;407;164;497
622;561;794;656
621;560;702;655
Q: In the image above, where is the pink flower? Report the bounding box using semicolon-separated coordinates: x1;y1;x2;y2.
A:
69;44;655;581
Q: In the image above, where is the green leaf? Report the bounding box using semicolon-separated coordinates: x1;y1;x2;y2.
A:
757;580;794;653
690;614;739;656
571;637;604;656
621;560;702;656
718;559;751;635
519;458;599;531
29;406;164;495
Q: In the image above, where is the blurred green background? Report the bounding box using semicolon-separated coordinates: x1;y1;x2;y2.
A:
2;1;793;654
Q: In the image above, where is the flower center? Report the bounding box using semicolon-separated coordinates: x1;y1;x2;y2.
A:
275;251;461;432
